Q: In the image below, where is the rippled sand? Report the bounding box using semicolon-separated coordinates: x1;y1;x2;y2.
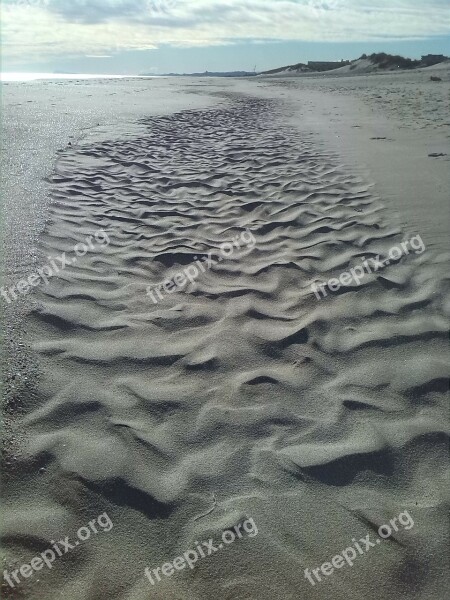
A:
2;81;449;600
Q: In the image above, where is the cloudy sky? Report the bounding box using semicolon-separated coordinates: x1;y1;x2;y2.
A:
2;0;450;73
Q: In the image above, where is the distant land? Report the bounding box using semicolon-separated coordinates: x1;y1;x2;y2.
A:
260;53;450;76
145;53;450;78
141;70;257;77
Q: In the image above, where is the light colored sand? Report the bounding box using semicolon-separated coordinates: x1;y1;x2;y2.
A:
2;72;449;600
254;64;450;253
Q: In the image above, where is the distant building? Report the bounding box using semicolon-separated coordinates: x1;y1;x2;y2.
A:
421;54;448;67
307;60;351;72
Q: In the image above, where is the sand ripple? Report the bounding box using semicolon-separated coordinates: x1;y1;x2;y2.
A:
10;97;449;599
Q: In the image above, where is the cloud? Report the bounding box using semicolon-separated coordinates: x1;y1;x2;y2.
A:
3;0;180;24
44;0;179;24
46;0;144;23
2;0;450;65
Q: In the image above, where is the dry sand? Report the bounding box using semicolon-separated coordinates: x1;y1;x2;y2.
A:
1;69;449;600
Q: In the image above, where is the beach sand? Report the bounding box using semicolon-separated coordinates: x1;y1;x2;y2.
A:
1;69;449;599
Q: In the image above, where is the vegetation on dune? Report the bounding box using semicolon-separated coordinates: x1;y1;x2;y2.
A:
360;53;421;69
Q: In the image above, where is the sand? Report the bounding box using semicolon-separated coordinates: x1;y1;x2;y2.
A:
1;70;449;600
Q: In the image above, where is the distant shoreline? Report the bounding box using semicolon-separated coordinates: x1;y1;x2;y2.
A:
0;72;161;82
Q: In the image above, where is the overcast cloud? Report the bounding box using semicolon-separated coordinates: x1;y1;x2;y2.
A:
2;0;450;66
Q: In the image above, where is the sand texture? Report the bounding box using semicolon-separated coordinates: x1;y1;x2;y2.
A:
2;77;449;600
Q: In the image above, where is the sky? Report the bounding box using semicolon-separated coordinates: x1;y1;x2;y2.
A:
1;0;450;74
